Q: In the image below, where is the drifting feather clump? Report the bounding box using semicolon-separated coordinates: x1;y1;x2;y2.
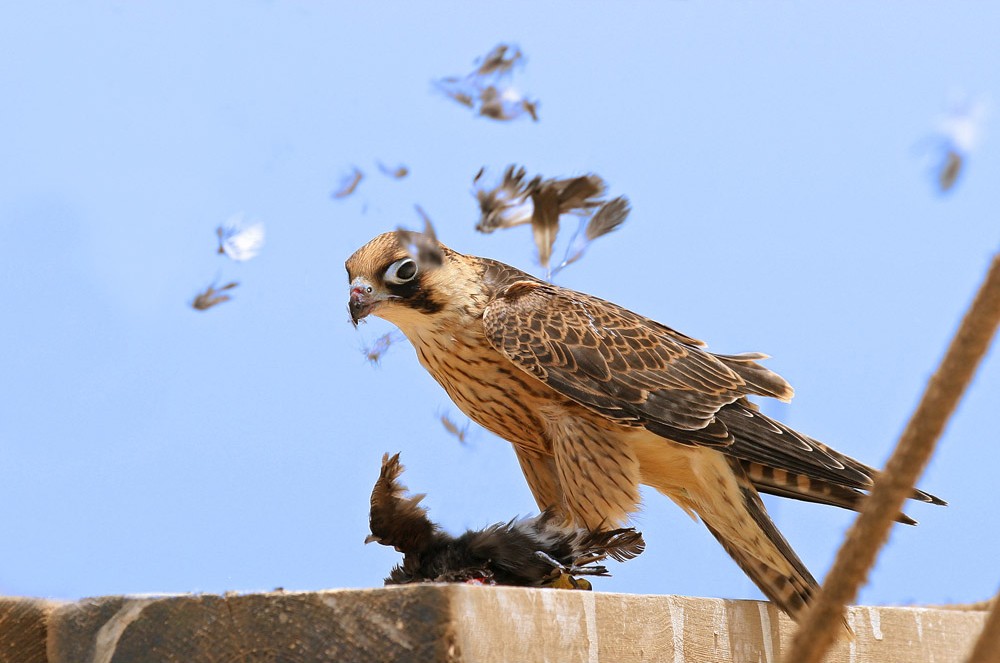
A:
216;214;265;262
190;213;264;312
435;44;539;123
473;165;630;278
925;93;988;193
191;280;239;311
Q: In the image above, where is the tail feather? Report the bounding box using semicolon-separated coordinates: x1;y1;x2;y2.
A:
742;460;919;525
641;441;820;622
710;459;818;621
716;401;947;507
703;519;814;620
716;459;852;633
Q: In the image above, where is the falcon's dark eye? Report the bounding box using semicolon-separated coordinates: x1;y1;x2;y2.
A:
385;258;418;285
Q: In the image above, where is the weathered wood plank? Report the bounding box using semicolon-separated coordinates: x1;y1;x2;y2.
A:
48;587;456;663
0;586;985;663
449;586;988;663
0;597;58;663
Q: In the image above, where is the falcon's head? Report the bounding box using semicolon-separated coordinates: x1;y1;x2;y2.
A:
345;231;453;329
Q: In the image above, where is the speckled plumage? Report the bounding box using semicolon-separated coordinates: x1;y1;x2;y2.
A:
346;231;944;621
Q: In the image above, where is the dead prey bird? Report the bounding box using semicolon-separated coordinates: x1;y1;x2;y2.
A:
366;453;644;588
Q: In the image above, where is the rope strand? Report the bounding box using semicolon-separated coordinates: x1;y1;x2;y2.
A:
966;588;1000;663
784;252;1000;663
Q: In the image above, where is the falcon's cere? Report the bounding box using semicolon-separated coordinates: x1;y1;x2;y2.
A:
366;452;644;587
346;230;945;621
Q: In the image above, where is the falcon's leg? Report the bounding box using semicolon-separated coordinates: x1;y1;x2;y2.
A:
541;406;642;530
514;446;566;514
634;431;818;622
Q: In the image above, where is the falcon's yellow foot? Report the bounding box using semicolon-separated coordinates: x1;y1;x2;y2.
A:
547;573;593;591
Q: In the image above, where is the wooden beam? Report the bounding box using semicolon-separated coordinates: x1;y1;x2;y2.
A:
0;597;60;663
0;587;987;663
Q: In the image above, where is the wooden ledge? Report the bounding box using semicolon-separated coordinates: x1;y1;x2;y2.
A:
0;586;989;662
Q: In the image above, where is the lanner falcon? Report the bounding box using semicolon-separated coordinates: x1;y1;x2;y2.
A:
345;230;944;621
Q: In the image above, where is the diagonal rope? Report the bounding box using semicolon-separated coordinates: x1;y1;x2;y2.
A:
966;587;1000;663
784;251;1000;663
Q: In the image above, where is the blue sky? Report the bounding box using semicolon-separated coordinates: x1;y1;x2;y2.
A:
2;2;999;609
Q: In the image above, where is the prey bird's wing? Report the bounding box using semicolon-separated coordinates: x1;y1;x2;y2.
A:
367;453;438;552
482;280;793;444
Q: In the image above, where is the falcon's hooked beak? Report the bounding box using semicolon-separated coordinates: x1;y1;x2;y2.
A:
349;277;390;326
347;276;399;327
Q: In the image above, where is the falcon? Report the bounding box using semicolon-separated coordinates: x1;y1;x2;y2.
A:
345;230;944;621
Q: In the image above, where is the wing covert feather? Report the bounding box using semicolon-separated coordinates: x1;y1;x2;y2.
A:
482;281;793;438
481;280;945;507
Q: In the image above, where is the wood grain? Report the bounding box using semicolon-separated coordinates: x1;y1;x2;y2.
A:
0;587;988;662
